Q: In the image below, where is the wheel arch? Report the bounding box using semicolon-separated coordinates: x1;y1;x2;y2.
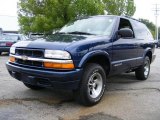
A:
144;49;152;63
78;50;111;75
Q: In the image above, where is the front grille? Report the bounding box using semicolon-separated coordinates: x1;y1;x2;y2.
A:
16;48;44;58
16;59;43;67
15;48;44;67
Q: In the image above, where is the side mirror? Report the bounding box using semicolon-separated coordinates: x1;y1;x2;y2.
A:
118;28;133;38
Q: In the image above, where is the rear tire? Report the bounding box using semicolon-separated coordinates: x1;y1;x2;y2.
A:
74;63;106;106
135;56;150;80
24;83;44;90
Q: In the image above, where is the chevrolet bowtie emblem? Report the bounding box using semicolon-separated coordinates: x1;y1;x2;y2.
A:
22;56;28;61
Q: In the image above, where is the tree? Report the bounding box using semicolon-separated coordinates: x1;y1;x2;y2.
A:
139;18;156;38
18;0;104;34
103;0;136;16
18;0;137;34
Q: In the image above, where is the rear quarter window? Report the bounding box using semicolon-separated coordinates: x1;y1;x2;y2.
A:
131;20;154;40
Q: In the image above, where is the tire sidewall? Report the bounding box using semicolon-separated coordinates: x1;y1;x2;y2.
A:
82;65;106;104
143;57;150;79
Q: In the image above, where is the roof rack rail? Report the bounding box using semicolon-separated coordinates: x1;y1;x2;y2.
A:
121;15;140;22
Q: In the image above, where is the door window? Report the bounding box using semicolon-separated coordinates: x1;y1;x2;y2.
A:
118;18;135;38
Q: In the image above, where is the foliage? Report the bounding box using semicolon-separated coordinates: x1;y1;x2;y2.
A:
103;0;136;16
18;0;104;34
18;0;136;34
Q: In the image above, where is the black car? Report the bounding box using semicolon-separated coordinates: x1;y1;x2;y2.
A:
0;34;28;55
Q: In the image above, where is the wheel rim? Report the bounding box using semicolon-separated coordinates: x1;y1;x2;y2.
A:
88;72;103;99
144;61;150;77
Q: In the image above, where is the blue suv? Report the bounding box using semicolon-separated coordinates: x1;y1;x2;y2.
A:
6;15;156;106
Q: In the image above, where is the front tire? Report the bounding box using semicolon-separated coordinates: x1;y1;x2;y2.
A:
24;83;44;90
74;63;106;106
135;56;150;80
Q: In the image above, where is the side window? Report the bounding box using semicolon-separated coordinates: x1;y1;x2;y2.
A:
130;20;144;39
131;20;153;40
145;26;154;40
118;18;135;38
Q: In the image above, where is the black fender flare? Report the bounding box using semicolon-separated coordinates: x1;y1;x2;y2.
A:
78;50;111;69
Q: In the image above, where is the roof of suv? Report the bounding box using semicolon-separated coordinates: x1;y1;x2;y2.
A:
91;15;141;23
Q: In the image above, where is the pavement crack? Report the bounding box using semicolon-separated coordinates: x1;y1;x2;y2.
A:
0;97;74;108
60;112;124;120
107;87;160;92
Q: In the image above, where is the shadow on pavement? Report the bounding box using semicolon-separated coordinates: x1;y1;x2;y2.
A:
107;73;139;83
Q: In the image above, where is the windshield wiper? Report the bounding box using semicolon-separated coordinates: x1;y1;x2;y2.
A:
67;31;94;35
55;32;67;34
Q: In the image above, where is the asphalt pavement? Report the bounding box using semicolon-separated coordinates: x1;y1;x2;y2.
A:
0;49;160;120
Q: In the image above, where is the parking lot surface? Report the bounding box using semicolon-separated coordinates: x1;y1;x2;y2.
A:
0;49;160;120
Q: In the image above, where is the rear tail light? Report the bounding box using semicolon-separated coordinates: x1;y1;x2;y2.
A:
6;42;13;47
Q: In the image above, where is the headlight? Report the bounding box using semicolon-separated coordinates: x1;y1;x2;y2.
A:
10;46;16;54
44;50;71;59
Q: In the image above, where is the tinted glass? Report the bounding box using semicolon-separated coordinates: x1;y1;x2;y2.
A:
59;17;116;36
131;20;153;40
0;35;19;41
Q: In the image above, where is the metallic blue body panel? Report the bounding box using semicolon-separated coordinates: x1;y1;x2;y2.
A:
6;15;157;89
6;62;83;90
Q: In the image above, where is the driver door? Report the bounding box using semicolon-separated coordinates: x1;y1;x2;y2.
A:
112;18;138;73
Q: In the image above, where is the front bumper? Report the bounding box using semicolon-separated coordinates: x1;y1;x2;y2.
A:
6;62;83;90
0;47;10;52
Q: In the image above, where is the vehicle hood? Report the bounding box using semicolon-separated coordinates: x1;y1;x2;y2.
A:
12;34;101;50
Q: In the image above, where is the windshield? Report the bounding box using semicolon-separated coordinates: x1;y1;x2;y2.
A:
59;16;116;36
0;35;19;41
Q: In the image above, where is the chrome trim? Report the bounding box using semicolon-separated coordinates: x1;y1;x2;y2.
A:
111;57;143;64
10;54;73;64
